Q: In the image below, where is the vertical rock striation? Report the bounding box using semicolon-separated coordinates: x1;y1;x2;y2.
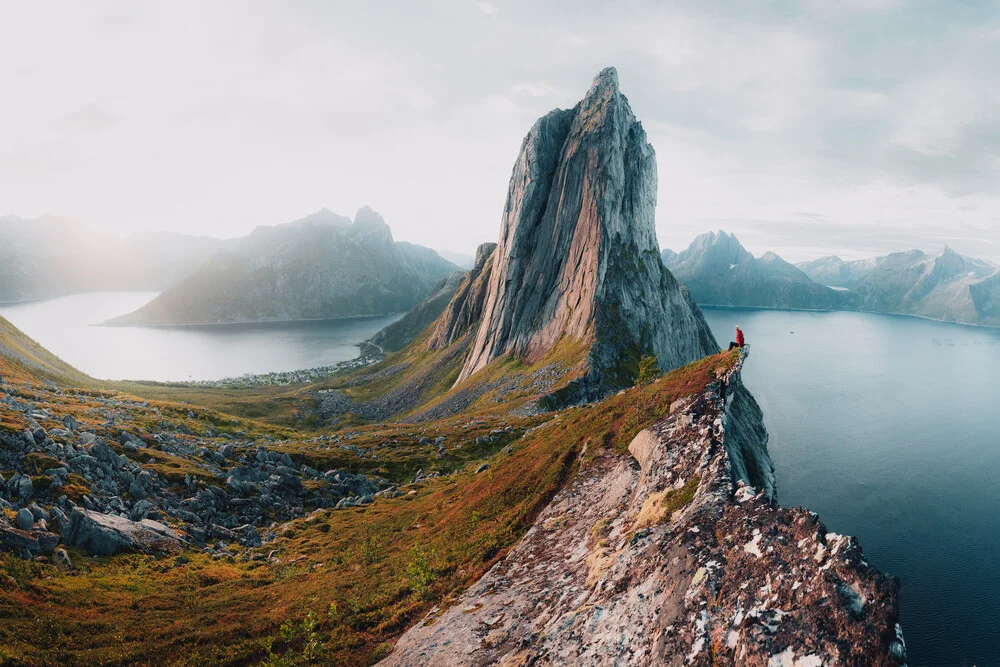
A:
457;68;717;394
428;243;498;350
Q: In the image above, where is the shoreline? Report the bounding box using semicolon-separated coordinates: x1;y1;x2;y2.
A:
699;303;1000;331
98;311;406;329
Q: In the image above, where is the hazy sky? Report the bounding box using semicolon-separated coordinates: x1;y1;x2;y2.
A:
2;1;998;262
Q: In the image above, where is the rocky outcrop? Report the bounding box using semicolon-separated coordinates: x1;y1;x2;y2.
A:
665;231;852;311
428;242;497;350
382;351;903;665
0;361;394;560
106;207;458;326
457;68;717;393
65;508;185;556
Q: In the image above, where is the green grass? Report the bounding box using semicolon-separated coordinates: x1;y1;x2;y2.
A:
659;475;701;522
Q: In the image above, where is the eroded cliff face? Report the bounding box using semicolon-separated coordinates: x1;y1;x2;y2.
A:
428;242;497;350
382;351;903;666
457;68;717;392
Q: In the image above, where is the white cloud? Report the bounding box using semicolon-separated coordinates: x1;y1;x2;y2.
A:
509;82;556;97
0;1;997;262
560;34;588;48
48;102;122;133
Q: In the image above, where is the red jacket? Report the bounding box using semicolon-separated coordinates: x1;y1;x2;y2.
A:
736;328;745;347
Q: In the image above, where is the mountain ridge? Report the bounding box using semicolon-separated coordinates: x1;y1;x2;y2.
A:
105;208;458;326
665;231;1000;326
663;230;850;310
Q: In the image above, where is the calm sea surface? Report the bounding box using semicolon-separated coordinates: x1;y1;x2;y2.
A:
2;294;997;663
0;292;402;382
703;307;1000;667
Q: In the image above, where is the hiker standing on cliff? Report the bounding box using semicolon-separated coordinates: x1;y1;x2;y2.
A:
728;326;745;351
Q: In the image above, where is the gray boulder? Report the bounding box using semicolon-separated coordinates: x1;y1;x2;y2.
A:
0;525;38;552
65;508;185;556
15;508;34;531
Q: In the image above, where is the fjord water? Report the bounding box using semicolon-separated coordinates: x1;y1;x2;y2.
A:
703;307;1000;667
0;292;401;381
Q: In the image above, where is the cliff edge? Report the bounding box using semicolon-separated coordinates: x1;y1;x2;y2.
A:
382;350;904;666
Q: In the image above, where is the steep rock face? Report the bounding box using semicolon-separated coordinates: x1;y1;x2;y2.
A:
666;231;852;310
382;352;903;666
106;207;458;325
428;242;497;350
458;68;717;392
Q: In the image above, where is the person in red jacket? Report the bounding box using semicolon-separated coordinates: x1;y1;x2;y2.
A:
728;326;745;351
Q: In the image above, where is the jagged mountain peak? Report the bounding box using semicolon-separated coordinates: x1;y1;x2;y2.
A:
473;242;497;269
678;230;754;268
670;230;846;308
287;207;352;228
454;67;717;395
353;205;386;228
589;65;619;92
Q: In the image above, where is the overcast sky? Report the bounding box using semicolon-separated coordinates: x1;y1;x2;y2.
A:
2;0;998;262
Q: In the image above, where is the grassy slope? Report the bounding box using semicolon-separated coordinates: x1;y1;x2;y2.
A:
0;320;739;665
0;316;91;386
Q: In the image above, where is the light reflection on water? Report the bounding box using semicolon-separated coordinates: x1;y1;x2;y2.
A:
0;292;402;382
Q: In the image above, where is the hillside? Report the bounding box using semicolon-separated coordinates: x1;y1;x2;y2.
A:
107;207;458;326
663;231;851;310
0;316;91;385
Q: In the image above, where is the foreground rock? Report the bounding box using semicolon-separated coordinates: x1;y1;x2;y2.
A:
0;374;391;560
382;352;903;665
65;508;184;556
457;68;717;395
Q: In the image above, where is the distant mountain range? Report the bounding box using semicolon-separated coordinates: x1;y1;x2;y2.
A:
436;249;475;269
805;248;999;325
0;214;222;303
107;207;458;326
663;231;1000;327
663;231;848;310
